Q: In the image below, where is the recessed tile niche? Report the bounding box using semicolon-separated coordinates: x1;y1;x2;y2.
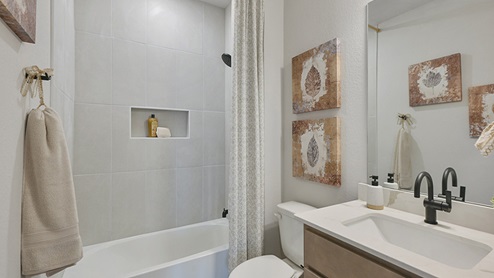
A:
130;107;189;139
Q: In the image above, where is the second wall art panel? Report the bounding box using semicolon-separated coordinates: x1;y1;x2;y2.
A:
292;117;341;186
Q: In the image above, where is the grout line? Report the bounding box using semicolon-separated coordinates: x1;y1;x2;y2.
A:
73;165;227;177
75;29;205;56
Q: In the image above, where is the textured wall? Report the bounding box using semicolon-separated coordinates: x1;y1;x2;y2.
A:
0;1;52;277
73;0;227;245
263;0;284;257
283;0;370;208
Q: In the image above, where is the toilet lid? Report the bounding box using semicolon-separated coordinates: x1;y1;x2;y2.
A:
229;255;296;278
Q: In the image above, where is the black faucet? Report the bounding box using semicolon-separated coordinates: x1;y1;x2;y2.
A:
414;171;452;225
438;167;466;202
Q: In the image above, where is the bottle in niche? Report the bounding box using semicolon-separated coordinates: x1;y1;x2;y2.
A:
148;114;158;137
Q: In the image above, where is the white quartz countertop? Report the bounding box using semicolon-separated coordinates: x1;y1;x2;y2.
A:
295;200;494;278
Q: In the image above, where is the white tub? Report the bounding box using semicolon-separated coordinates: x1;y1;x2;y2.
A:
64;218;229;278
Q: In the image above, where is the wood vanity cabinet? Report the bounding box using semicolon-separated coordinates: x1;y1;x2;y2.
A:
303;225;420;278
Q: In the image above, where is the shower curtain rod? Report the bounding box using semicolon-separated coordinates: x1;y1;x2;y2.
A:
368;24;381;33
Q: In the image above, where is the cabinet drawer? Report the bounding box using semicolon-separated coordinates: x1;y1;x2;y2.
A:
303;268;322;278
304;226;408;278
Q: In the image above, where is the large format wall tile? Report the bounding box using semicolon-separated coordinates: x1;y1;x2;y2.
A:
175;52;204;110
112;172;146;240
176;167;203;226
145;139;177;170
112;106;146;172
147;0;203;54
145;169;177;232
112;39;146;106
75;32;112;104
202;166;226;221
74;104;112;174
188;111;204;139
203;56;225;111
112;0;147;43
146;45;177;108
203;4;225;58
74;174;112;245
51;88;74;159
176;138;203;168
74;0;111;36
203;112;225;165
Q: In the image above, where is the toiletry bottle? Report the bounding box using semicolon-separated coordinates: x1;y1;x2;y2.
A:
383;173;399;189
148;114;158;137
367;175;384;210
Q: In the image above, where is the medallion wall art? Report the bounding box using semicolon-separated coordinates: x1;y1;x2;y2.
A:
0;0;36;43
292;118;341;186
292;38;341;113
469;84;494;137
408;53;462;107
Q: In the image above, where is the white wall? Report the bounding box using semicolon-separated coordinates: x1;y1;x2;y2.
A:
0;1;52;277
51;0;75;158
73;0;227;245
376;1;494;204
263;0;284;256
283;0;370;208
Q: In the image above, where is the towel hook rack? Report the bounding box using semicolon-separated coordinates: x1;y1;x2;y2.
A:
397;113;414;128
20;66;54;109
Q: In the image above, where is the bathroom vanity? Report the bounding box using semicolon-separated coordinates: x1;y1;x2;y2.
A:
296;200;494;278
304;224;417;277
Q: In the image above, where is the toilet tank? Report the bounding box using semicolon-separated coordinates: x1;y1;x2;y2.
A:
276;201;315;268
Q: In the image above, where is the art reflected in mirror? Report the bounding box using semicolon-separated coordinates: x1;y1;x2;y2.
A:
292;118;341;186
469;84;494;137
408;53;462;107
292;38;341;114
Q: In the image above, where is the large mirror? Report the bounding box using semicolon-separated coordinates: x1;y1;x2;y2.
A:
367;0;494;206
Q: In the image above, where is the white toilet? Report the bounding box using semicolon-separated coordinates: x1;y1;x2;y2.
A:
229;201;315;278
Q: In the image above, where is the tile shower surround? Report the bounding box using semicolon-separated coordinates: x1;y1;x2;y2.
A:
73;0;227;245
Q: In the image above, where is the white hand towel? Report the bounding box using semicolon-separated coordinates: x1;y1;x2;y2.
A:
156;127;172;138
21;108;83;276
393;127;412;189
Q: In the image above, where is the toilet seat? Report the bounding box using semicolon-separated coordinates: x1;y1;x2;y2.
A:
229;255;296;278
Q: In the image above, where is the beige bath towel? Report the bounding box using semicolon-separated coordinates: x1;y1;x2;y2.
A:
393;127;412;189
21;108;83;276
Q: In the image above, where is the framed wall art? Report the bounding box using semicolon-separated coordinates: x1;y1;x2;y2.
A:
292;38;341;114
408;53;462;107
292;117;341;186
469;84;494;137
0;0;36;43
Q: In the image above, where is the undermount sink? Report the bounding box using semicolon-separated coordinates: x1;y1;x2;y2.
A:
343;214;492;269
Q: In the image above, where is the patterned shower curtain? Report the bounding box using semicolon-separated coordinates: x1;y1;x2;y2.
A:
228;0;265;272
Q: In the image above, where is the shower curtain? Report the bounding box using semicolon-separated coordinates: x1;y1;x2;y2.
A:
228;0;265;272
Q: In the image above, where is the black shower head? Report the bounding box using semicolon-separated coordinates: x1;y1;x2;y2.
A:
221;53;231;67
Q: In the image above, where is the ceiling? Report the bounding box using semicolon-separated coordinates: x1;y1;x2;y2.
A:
368;0;434;26
199;0;231;9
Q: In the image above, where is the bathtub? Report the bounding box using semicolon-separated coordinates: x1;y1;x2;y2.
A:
63;218;229;278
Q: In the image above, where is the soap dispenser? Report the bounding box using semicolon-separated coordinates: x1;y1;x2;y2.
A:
367;175;384;210
383;173;399;189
